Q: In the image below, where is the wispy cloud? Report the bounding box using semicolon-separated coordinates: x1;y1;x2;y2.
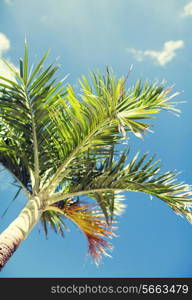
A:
182;2;192;17
127;40;184;66
0;32;17;81
4;0;13;5
0;33;10;55
40;15;48;24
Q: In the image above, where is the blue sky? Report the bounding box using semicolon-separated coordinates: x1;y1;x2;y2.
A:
1;0;192;277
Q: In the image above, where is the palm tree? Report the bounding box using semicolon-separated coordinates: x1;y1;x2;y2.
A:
0;43;192;270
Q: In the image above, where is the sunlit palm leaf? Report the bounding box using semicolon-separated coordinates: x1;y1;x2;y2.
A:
49;151;192;222
0;43;67;194
45;199;115;265
41;210;68;237
0;44;180;196
0;44;192;266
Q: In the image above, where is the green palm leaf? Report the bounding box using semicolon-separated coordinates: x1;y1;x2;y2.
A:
0;44;191;266
48;151;192;222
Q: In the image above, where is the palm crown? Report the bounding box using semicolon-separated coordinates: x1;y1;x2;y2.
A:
0;42;192;267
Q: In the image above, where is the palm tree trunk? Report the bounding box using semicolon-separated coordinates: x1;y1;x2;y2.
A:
0;196;43;270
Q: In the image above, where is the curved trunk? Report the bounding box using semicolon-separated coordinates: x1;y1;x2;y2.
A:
0;196;43;270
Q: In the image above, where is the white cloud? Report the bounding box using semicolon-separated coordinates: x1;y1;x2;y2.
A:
40;15;48;24
128;40;184;66
4;0;13;5
182;2;192;17
0;32;17;81
0;60;17;82
0;33;10;55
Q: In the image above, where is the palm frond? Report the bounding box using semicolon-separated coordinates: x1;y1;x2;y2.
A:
45;199;115;265
48;150;192;222
0;43;67;194
40;210;68;237
41;70;180;194
0;46;181;199
1;44;192;267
